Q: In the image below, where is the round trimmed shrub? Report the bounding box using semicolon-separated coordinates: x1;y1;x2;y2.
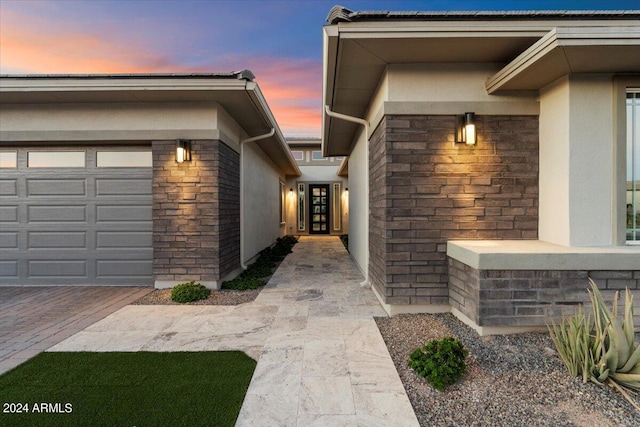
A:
408;337;468;391
171;281;211;303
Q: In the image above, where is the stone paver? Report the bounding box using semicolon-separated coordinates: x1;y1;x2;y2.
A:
47;236;419;426
0;286;153;375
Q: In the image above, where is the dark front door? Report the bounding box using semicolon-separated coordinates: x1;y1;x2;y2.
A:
309;184;330;234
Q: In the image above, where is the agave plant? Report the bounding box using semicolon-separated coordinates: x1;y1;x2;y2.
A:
549;279;640;411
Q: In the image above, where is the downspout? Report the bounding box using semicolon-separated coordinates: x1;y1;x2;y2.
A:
324;105;370;140
324;105;371;288
239;128;275;269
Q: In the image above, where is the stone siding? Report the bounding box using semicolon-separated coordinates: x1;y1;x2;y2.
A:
369;115;539;305
448;258;640;327
152;140;240;284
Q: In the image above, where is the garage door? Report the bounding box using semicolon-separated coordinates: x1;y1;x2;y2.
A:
0;147;153;286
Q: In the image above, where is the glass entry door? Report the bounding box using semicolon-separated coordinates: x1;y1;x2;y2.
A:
309;184;330;234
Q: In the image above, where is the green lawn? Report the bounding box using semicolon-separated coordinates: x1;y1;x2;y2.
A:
0;351;256;427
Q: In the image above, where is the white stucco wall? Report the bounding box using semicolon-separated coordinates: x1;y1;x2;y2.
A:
347;127;369;277
539;77;571;245
539;75;617;246
242;142;285;263
0;102;227;142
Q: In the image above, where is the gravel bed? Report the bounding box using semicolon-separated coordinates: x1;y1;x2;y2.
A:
132;287;262;306
376;313;640;427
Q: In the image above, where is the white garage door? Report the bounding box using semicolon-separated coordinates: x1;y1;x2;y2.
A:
0;147;153;286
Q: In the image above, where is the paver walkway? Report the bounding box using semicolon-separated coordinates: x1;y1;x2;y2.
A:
0;286;152;375
48;236;420;426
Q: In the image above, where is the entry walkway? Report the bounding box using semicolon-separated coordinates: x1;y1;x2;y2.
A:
0;286;152;375
48;236;419;426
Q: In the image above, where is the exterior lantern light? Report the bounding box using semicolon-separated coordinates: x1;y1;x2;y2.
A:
289;188;294;198
456;112;477;145
176;139;191;163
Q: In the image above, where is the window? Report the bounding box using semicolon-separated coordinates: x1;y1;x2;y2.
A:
311;151;326;161
0;151;17;168
291;150;304;161
627;91;640;243
333;183;341;231
298;183;305;231
97;151;152;167
28;151;85;168
280;182;286;225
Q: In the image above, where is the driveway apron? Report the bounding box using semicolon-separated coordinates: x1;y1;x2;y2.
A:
48;236;420;426
0;286;152;375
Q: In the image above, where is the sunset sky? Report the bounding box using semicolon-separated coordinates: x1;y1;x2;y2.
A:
1;0;638;136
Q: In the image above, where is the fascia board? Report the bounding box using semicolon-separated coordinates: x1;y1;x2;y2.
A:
486;25;640;93
322;26;339;157
245;83;301;177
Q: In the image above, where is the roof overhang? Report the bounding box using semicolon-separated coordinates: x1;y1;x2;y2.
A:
0;73;301;176
323;11;640;157
486;26;640;93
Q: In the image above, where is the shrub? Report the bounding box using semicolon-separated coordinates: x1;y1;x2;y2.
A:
221;277;264;291
170;281;210;303
408;337;468;391
549;279;640;411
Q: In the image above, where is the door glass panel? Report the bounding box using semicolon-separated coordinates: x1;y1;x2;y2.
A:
333;183;341;230
627;91;640;243
97;151;152;167
0;151;17;168
28;151;85;168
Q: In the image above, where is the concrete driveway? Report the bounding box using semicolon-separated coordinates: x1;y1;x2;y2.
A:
0;286;152;375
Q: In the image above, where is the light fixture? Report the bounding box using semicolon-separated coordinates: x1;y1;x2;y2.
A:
176;139;191;163
455;112;477;145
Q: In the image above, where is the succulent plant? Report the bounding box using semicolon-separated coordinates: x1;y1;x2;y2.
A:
549;279;640;411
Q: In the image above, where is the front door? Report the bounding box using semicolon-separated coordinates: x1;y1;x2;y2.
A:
309;184;330;234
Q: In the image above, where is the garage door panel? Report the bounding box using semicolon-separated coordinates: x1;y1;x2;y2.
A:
96;231;152;248
97;260;153;277
29;260;87;277
96;178;152;195
96;205;151;222
0;179;17;196
0;206;18;222
0;261;18;277
27;179;86;196
28;205;87;222
28;231;86;249
0;232;18;249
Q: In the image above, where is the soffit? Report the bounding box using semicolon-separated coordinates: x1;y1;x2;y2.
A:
486;26;640;93
324;28;545;156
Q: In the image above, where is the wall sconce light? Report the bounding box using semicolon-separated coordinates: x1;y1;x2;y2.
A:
176;139;191;163
456;112;477;145
289;188;294;198
345;188;349;193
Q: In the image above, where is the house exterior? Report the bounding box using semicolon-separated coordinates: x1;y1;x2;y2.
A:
284;138;348;236
322;7;640;333
0;72;300;289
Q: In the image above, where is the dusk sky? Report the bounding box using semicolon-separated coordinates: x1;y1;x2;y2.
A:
1;0;638;136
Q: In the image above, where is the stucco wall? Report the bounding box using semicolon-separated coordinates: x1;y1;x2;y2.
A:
242;141;285;263
0;102;226;142
539;75;617;246
347;127;369;278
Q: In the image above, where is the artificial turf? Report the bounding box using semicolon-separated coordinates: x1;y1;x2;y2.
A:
0;351;256;427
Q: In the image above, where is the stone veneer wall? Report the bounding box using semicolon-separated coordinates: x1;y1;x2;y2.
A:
448;258;640;327
152;140;240;284
369;115;539;306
